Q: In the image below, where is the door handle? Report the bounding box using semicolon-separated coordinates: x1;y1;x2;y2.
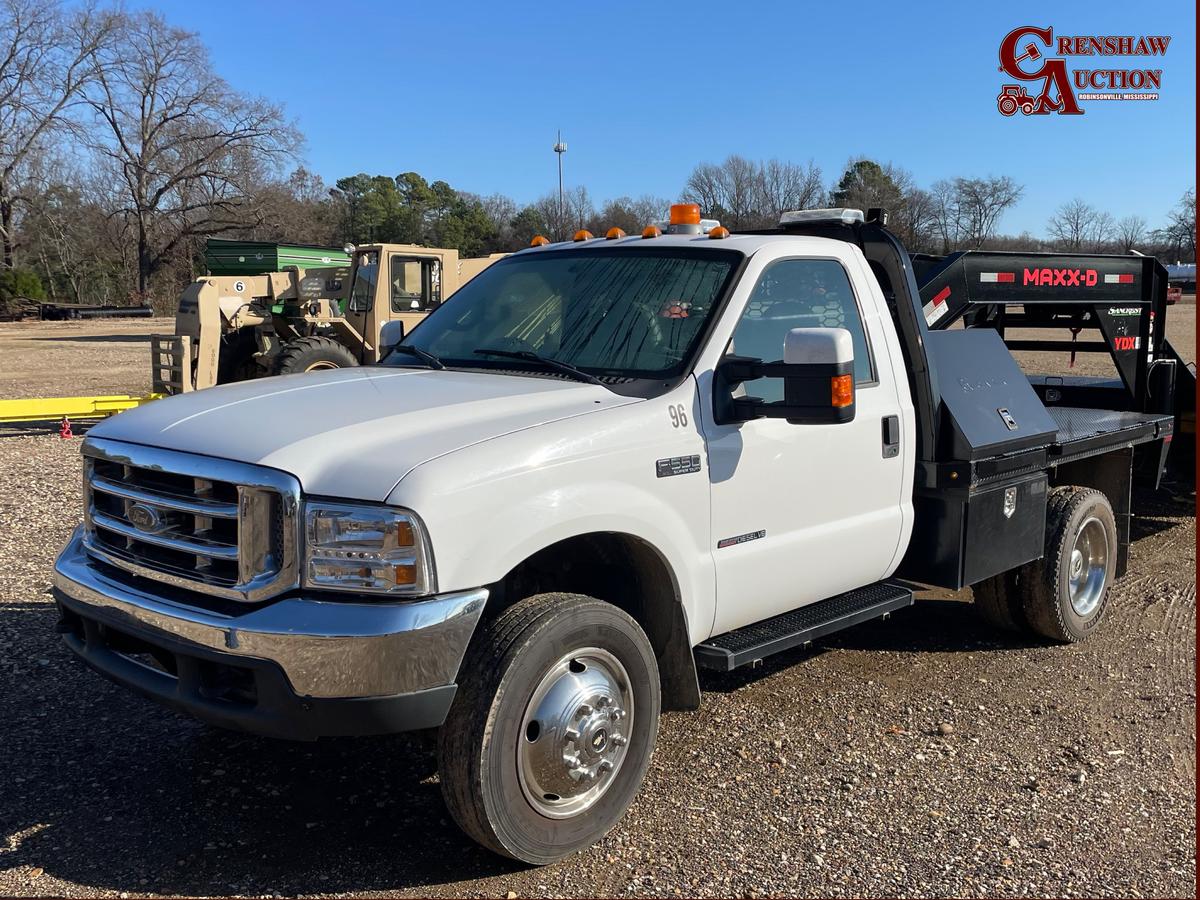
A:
882;415;900;458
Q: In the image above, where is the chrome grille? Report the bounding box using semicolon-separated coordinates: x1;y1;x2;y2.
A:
81;437;301;602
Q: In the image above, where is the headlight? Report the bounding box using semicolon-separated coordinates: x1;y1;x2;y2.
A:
303;501;434;596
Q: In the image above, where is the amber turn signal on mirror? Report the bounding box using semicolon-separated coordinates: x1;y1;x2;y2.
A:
831;374;854;408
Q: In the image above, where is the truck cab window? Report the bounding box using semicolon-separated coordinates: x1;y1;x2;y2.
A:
729;258;874;401
391;256;441;312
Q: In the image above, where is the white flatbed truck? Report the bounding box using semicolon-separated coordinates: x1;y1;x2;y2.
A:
52;206;1191;863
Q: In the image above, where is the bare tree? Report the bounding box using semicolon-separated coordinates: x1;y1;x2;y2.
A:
586;194;669;235
930;176;1023;250
563;185;594;233
682;155;761;228
86;10;296;299
930;179;964;252
1154;188;1196;262
531;191;566;241
0;0;115;267
756;158;824;224
1089;211;1116;251
1048;198;1113;251
683;162;723;219
243;167;338;246
1114;214;1147;253
719;155;758;228
898;187;939;254
476;192;517;246
684;156;825;228
627;195;669;229
953;176;1023;248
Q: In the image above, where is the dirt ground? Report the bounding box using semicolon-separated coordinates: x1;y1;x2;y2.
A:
0;306;1195;898
0;317;173;400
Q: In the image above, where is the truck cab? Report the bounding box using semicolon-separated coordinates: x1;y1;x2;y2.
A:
54;206;1184;865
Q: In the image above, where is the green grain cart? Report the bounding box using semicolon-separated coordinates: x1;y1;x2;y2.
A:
203;239;352;276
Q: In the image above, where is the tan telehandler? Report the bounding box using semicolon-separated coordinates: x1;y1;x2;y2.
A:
151;243;506;394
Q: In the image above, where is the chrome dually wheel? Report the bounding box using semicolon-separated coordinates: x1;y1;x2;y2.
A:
438;593;660;864
1023;486;1117;643
1068;516;1109;617
518;648;634;819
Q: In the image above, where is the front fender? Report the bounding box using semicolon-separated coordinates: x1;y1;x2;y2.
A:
388;384;716;645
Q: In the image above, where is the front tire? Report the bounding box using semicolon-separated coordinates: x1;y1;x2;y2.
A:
275;335;358;375
1022;486;1117;642
438;593;660;864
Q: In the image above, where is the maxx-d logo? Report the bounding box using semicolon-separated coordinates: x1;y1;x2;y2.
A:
997;26;1170;116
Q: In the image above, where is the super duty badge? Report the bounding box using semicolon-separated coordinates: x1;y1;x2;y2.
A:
656;455;701;478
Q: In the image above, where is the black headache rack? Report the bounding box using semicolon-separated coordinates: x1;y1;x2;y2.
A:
750;214;1187;592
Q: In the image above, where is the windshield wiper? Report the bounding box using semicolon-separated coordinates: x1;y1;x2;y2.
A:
386;344;444;370
472;347;603;385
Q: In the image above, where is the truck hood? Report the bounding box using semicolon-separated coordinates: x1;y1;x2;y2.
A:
90;367;639;501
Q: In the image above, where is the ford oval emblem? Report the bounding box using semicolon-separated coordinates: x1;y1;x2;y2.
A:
127;503;163;533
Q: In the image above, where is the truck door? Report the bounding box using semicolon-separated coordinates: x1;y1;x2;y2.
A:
344;249;379;361
701;252;910;636
383;254;442;355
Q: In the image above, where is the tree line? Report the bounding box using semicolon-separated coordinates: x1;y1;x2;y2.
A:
1;0;1195;315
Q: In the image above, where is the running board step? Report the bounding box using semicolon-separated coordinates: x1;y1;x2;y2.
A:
694;581;914;671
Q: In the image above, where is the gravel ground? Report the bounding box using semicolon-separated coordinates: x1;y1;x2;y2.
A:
0;310;1195;898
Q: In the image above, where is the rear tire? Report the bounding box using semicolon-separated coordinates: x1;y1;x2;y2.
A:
1021;486;1117;643
275;336;358;375
438;593;660;865
972;569;1029;633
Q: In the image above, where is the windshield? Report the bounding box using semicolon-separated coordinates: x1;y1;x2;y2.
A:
385;249;740;383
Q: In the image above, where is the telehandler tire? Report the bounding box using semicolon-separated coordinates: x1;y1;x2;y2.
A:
276;336;358;375
438;593;660;865
1021;486;1117;643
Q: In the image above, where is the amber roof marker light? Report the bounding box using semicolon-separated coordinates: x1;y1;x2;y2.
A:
642;225;662;239
709;226;730;239
573;229;594;242
530;235;550;247
605;227;626;240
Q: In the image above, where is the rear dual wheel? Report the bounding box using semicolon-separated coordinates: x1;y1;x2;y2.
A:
438;594;660;864
973;486;1117;642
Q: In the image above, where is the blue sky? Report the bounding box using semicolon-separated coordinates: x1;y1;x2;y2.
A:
148;0;1195;236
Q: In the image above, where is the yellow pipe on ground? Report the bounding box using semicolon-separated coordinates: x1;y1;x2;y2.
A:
0;394;162;424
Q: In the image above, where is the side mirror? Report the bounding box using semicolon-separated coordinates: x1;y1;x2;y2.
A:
379;319;405;355
713;327;856;425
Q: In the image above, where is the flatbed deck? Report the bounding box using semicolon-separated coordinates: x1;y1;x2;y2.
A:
1045;406;1173;463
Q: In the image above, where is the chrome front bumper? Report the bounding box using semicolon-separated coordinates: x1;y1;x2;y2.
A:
52;527;487;739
